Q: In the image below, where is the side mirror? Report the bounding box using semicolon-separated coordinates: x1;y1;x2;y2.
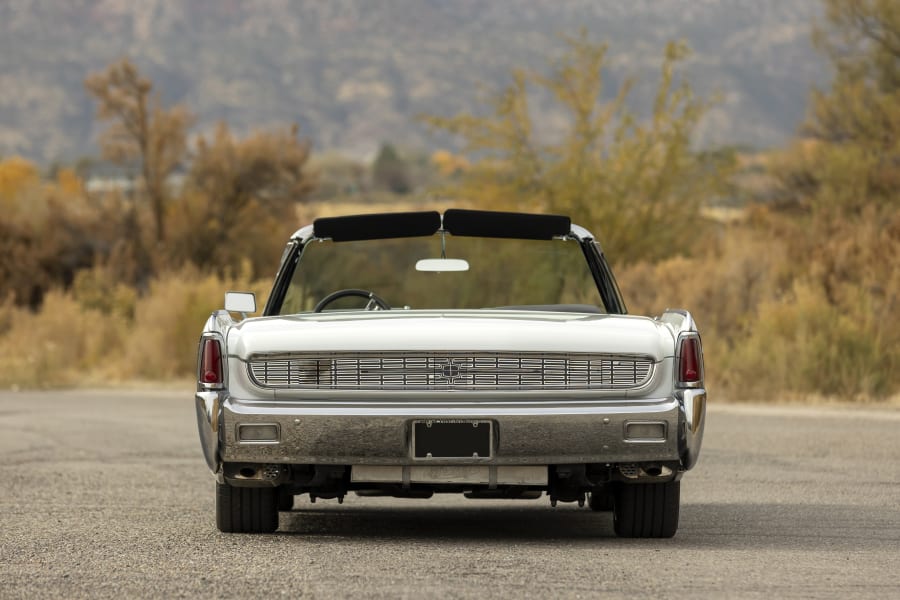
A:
224;291;256;315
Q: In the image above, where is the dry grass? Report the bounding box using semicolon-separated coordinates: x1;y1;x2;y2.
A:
0;266;269;389
617;209;900;401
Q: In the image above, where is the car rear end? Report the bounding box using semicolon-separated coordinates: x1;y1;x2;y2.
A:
196;309;705;537
194;209;707;537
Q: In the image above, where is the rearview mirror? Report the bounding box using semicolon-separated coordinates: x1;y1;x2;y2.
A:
225;291;257;314
415;258;470;272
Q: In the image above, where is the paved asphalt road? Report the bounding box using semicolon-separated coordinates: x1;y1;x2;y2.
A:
1;390;898;599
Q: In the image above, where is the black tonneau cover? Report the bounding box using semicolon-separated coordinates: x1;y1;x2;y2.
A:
313;211;441;241
443;209;570;240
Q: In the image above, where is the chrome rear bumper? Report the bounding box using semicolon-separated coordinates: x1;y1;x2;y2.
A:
196;391;706;471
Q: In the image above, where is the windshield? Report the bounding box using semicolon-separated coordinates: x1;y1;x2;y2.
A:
278;234;606;313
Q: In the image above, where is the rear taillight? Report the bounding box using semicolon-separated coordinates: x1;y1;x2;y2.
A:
199;338;223;386
677;334;703;385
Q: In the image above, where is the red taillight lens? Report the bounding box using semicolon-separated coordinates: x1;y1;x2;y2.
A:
678;335;703;384
200;338;223;385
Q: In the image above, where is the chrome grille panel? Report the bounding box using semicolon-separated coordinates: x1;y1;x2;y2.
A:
247;352;655;391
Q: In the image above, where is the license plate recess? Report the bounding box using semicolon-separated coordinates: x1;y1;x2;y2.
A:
413;420;492;459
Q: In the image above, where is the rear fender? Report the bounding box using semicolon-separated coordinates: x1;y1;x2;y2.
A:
195;309;234;474
660;309;706;470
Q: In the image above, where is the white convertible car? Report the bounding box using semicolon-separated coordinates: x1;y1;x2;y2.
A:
195;209;706;537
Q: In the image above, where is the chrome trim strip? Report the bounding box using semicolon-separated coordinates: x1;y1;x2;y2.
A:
226;396;678;414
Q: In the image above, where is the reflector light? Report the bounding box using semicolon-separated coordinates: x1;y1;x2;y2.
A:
200;338;223;385
678;336;702;384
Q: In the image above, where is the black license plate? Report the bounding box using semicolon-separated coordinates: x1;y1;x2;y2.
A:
413;420;492;459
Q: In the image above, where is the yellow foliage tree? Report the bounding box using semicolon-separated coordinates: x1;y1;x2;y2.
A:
0;156;40;202
55;168;83;197
167;122;314;277
430;150;470;177
775;0;900;214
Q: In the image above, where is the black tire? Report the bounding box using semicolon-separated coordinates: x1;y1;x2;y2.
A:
277;489;294;512
588;486;614;512
216;483;278;533
613;481;680;538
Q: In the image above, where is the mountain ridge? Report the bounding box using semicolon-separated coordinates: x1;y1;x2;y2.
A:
0;0;827;163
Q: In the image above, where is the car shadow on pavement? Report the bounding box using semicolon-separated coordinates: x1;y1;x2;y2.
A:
280;503;615;541
276;501;900;548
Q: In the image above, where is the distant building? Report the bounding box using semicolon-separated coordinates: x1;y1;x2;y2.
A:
82;161;185;195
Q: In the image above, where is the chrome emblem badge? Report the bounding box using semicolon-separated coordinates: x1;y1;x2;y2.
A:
434;359;465;384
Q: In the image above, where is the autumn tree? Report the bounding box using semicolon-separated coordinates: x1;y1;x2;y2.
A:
168;122;314;276
746;0;900;397
85;58;192;243
0;156;135;308
771;1;900;213
424;32;733;265
810;0;900;145
772;0;900;294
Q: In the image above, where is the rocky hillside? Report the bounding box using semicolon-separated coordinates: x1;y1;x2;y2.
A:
0;0;826;163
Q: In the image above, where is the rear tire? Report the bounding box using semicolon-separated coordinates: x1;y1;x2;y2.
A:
588;486;614;512
277;489;294;512
613;481;680;538
216;483;278;533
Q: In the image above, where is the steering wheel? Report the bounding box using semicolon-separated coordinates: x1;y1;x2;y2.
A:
313;289;391;313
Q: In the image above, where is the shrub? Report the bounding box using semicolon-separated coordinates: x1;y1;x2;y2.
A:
0;290;126;388
0;267;270;388
616;212;899;400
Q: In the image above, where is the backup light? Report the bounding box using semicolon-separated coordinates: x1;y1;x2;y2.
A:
238;424;280;442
